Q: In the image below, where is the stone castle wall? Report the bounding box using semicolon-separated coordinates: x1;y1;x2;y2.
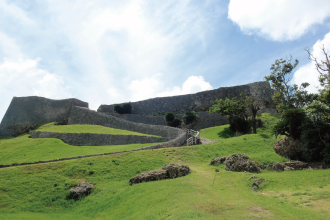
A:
106;112;229;131
0;96;88;137
68;106;185;138
30;131;171;146
98;81;274;115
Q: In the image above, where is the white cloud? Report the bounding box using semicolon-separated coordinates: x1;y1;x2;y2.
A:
293;32;330;93
0;57;71;120
228;0;330;41
125;75;213;102
157;75;213;98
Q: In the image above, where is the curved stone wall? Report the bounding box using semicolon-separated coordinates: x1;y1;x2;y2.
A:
104;112;229;131
98;81;274;115
68;106;185;138
30;131;171;146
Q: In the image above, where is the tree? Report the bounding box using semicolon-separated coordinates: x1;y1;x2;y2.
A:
245;96;261;134
264;57;310;113
165;112;182;127
209;94;262;134
306;45;330;89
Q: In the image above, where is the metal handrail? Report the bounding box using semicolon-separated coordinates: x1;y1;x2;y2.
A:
185;129;200;146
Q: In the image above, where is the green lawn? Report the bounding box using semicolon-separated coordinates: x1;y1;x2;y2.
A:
0;113;329;219
35;122;159;137
0;134;160;165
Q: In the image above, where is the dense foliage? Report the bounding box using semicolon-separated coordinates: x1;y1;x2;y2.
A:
268;50;330;163
183;111;198;125
209;95;261;134
165;112;182;127
114;102;133;114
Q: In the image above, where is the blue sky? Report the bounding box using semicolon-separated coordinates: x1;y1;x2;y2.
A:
1;0;330;121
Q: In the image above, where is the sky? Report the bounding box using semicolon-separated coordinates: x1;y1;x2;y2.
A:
1;0;330;122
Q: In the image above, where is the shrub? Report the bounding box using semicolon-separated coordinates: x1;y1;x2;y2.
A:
165;112;175;123
165;112;182;127
169;118;182;127
114;102;133;114
273;108;306;139
183;111;198;125
301;119;330;163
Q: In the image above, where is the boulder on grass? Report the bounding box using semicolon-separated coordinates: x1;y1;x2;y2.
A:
266;162;285;172
273;137;305;160
68;181;93;199
282;161;308;170
210;157;226;165
224;153;260;173
129;164;190;185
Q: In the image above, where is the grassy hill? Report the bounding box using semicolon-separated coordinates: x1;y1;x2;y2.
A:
35;122;160;136
0;113;330;219
0;123;161;165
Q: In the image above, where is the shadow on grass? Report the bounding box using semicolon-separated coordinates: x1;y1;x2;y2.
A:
0;136;15;140
217;128;235;139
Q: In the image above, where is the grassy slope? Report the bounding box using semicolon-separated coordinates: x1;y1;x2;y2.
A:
0;123;162;164
0;134;161;164
0;113;329;219
35;122;159;137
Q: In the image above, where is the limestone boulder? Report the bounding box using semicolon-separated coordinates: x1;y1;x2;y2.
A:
273;137;305;160
266;162;285;172
224;153;261;173
129;163;190;185
68;181;93;199
282;161;308;170
210;157;226;165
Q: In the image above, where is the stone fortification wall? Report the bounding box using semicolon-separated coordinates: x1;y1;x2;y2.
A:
107;113;166;126
30;131;170;146
98;81;273;115
0;96;88;131
0;132;187;169
104;112;229;131
68;106;185;139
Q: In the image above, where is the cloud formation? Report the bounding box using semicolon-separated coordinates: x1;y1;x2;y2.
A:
127;75;213;102
0;57;71;120
293;32;330;93
228;0;330;41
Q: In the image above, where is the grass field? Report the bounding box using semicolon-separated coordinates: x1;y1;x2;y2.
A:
0;113;329;219
35;122;159;137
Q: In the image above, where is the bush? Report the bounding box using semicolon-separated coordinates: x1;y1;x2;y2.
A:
114;102;132;114
301;119;330;163
273;108;306;139
169;118;182;127
165;112;182;127
165;112;175;123
183;111;198;125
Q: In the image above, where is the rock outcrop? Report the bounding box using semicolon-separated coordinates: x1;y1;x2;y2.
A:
273;137;305;160
210;156;226;165
210;154;261;173
129;163;190;185
68;181;93;200
224;153;261;173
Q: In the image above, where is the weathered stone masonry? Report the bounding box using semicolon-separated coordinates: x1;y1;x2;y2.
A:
30;131;171;146
0;96;88;137
98;81;274;115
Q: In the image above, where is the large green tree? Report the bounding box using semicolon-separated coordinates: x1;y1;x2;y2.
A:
209;94;261;134
264;57;312;113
